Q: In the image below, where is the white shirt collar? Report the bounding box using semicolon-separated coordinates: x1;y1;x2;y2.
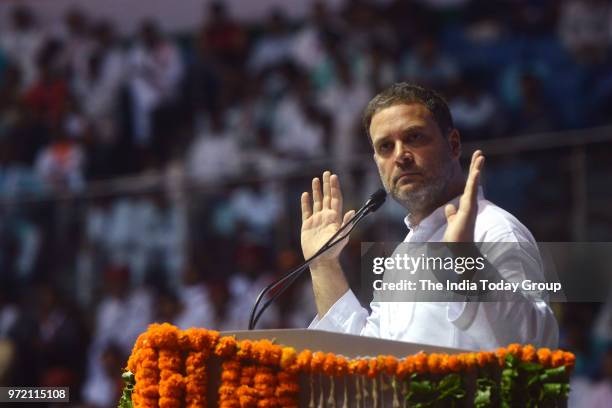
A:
403;187;485;232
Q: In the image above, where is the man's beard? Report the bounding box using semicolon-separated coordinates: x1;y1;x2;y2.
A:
391;177;448;214
386;164;453;216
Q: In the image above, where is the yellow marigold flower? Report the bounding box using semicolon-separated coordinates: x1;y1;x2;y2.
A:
280;347;297;370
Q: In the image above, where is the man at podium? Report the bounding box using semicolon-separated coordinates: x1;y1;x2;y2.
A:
301;83;558;350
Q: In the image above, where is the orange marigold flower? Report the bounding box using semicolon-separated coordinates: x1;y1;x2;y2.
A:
311;351;325;374
258;399;279;408
367;358;379;378
537;348;552;366
159;397;181;408
238;394;257;408
140;384;160;399
334;356;349;377
215;336;238;358
296;350;312;372
242;366;257;377
551;350;565;368
355;359;369;376
253;340;281;366
149;323;181;349
428;353;442;374
507;343;522;358
254;372;276;385
177;331;191;352
184;328;210;351
447;355;463;372
323;353;337;376
396;358;413;379
476;352;494;368
383;355;398;376
159;350;182;371
237;340;254;361
495;348;507;367
219;384;239;396
521;345;537;363
275;382;300;396
186;351;207;368
159;373;184;398
222;369;241;382
414;352;427;374
127;349;141;373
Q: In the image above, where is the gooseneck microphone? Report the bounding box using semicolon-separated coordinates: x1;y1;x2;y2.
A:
248;188;387;330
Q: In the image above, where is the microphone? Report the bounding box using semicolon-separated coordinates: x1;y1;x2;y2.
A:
248;188;387;330
363;188;387;213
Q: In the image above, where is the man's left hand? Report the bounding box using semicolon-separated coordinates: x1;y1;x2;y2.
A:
443;150;485;242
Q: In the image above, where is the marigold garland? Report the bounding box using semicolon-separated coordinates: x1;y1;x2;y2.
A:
123;324;575;407
219;360;240;408
185;351;208;408
237;365;257;408
254;365;278;407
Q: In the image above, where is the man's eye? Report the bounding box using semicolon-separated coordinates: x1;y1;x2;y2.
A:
409;133;423;141
379;143;392;152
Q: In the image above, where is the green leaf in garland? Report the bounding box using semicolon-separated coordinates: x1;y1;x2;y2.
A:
474;377;497;408
539;366;567;382
500;355;519;408
118;371;135;408
540;382;570;400
406;377;435;406
436;373;465;402
405;373;466;408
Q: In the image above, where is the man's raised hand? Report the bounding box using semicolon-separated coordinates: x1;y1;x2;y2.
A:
301;171;355;264
443;150;485;243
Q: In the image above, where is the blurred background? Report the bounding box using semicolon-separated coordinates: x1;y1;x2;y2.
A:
0;0;611;406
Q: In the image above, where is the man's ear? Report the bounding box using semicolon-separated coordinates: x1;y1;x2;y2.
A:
447;128;461;159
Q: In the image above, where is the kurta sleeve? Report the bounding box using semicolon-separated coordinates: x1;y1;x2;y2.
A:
445;236;559;348
308;289;381;338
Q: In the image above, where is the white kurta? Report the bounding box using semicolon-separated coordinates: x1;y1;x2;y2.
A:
309;190;559;350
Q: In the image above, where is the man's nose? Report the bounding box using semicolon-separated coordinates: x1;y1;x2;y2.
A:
394;142;413;166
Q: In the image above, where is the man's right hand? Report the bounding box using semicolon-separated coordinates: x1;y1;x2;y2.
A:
301;171;356;266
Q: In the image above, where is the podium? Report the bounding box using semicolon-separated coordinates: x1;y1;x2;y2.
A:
122;323;573;407
222;329;469;358
207;329;470;407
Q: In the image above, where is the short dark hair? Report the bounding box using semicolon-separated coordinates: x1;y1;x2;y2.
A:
362;82;454;139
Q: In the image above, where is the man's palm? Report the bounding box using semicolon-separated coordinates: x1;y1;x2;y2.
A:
301;172;354;263
443;150;485;242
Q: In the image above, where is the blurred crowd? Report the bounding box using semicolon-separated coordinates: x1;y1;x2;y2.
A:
0;0;612;406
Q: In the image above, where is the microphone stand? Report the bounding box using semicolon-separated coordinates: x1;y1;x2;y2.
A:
248;190;386;330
